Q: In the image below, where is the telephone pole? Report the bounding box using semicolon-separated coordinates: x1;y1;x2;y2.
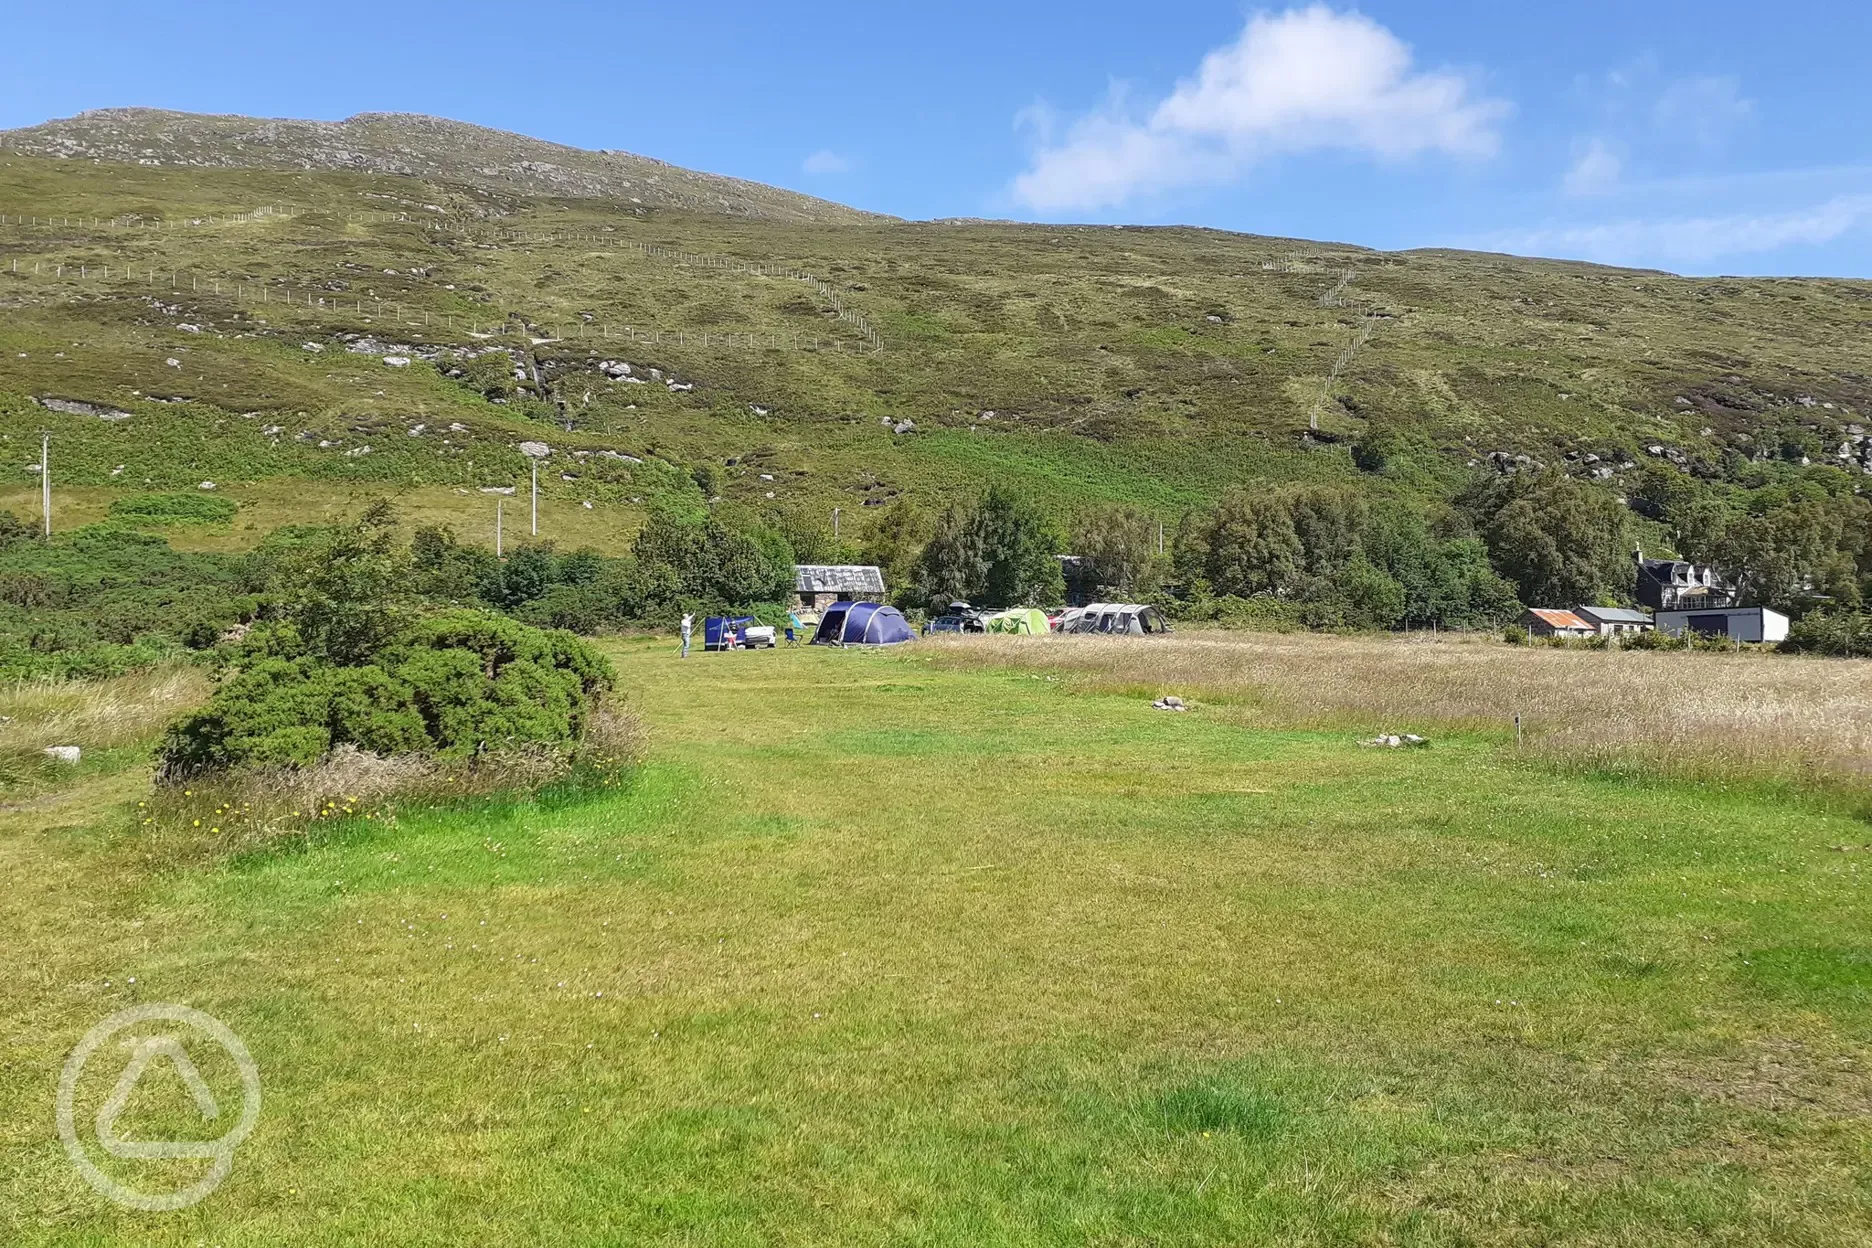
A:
496;500;504;557
40;435;51;536
833;506;840;540
530;461;539;537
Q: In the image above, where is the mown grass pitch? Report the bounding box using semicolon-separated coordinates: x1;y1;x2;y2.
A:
2;640;1869;1244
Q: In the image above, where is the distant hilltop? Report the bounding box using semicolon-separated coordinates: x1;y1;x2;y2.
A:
0;108;888;224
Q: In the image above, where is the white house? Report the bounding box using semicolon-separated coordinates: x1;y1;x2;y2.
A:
1653;605;1789;643
1634;549;1734;610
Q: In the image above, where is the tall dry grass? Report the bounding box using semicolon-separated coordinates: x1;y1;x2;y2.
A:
0;665;213;795
927;631;1872;787
0;664;212;754
141;702;647;859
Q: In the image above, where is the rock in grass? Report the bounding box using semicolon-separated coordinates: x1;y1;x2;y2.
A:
43;745;81;764
1153;696;1188;711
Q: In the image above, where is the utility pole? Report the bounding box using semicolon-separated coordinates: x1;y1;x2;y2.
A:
531;461;539;536
496;500;504;558
39;434;50;537
833;506;840;540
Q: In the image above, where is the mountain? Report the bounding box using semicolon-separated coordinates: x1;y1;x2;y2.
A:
0;109;880;224
0;110;1868;587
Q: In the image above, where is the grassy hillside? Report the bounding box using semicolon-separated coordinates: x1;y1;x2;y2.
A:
1;140;1867;559
0;109;878;223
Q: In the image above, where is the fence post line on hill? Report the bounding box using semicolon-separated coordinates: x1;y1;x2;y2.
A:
40;434;50;537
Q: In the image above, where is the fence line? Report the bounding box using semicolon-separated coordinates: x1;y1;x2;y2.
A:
0;257;882;354
0;205;293;230
1309;313;1381;431
0;202;886;349
1318;267;1355;308
1261;251;1318;274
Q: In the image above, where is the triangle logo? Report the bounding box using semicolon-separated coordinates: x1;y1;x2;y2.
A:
94;1036;224;1160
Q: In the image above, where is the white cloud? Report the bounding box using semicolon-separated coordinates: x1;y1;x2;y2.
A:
1475;195;1872;269
802;149;852;175
1011;5;1510;213
1564;138;1622;196
1654;75;1754;149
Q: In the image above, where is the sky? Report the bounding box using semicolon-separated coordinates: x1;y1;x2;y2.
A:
4;1;1871;277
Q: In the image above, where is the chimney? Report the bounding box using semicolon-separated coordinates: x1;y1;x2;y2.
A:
1632;544;1643;565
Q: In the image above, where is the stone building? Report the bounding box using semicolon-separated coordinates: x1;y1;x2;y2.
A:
794;565;886;612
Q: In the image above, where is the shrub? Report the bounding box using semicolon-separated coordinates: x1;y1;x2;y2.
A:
0;523;250;678
1501;624;1528;645
264;502;415;665
109;492;238;526
1780;609;1872;657
1172;593;1309;632
158;609;615;776
146;704;645;857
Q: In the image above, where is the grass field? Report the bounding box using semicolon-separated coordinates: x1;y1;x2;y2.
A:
3;637;1870;1244
925;631;1872;788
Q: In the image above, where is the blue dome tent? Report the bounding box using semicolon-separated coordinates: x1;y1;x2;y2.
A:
811;602;915;647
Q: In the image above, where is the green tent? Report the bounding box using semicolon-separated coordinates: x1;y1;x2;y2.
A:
985;607;1051;635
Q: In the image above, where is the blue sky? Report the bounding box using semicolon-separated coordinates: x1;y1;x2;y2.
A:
4;1;1870;276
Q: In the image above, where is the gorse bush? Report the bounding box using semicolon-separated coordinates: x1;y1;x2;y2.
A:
158;610;614;775
0;519;254;678
156;502;624;781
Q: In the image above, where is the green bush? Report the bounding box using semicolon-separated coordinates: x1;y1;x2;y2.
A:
0;522;251;678
1171;592;1308;632
158;610;615;775
109;492;238;526
1780;609;1872;657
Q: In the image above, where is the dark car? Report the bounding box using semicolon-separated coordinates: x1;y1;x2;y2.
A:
924;614;988;635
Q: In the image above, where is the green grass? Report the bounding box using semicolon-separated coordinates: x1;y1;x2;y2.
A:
2;641;1869;1243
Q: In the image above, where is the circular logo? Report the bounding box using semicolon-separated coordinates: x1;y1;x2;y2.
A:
56;1003;262;1211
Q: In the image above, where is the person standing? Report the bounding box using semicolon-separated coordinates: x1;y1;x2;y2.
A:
680;612;694;659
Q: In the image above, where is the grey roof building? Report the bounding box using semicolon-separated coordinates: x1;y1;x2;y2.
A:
1572;605;1654;635
794;564;886;610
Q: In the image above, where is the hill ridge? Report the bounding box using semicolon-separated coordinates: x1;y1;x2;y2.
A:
0;108;884;224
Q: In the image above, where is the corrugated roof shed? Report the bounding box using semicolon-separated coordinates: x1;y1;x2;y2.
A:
1526;608;1592;630
794;564;886;595
1574;606;1652;625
